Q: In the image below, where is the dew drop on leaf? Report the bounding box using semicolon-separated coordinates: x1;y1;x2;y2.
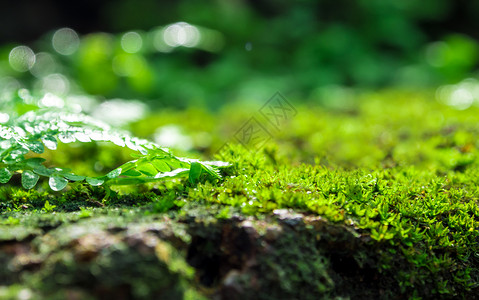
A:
0;168;12;183
0;140;12;149
28;141;45;153
90;131;105;141
125;137;138;151
110;135;125;147
74;132;91;142
0;128;13;139
61;173;85;181
86;177;104;186
33;166;54;176
107;168;122;179
58;132;76;143
21;170;39;189
42;135;58;150
49;175;68;191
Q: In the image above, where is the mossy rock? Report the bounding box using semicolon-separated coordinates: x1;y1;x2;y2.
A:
2;90;479;299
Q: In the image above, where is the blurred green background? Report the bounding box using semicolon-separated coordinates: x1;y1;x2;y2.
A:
1;0;479;110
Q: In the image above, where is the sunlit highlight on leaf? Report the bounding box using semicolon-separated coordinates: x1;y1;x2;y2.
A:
0;92;228;191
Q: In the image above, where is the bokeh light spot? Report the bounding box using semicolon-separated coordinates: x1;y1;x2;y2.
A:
436;78;479;110
0;113;9;123
9;46;35;72
52;28;80;55
18;88;34;104
92;99;147;126
163;22;200;48
154;125;193;151
39;93;65;108
30;52;57;78
0;77;21;97
449;88;473;110
121;31;143;53
151;28;173;53
41;73;70;96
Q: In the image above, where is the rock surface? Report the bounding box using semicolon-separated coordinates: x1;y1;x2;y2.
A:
0;205;406;300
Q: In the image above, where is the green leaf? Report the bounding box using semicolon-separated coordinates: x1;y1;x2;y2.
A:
43;200;57;212
61;173;85;181
42;135;58;150
202;163;221;179
116;160;136;173
27;141;44;154
136;163;158;176
74;132;91;142
89;131;106;141
188;162;221;185
58;132;76;143
86;177;104;186
125;137;138;150
155;168;189;179
10;147;29;159
26;157;46;168
121;169;142;176
151;158;171;172
147;148;169;158
49;175;68;191
107;177;151;185
110;135;125;147
22;170;39;189
33;166;54;176
107;168;122;179
167;159;183;169
188;162;203;185
0;99;228;191
138;147;148;155
0;168;12;183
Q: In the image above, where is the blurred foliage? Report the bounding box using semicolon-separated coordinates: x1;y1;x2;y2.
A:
0;0;479;109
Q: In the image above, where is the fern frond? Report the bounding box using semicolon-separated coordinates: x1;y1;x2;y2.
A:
0;92;229;191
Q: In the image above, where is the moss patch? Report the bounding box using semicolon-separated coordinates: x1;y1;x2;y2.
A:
1;90;479;298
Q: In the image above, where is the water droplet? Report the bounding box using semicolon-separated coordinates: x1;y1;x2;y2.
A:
163;22;200;48
52;28;80;55
121;31;143;53
30;52;57;78
9;46;35;72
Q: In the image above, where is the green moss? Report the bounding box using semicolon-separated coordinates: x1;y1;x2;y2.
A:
2;90;479;298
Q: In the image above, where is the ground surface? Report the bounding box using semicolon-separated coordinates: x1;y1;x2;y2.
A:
1;90;479;299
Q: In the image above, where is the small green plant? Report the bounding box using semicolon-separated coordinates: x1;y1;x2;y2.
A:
42;200;56;212
0;90;228;192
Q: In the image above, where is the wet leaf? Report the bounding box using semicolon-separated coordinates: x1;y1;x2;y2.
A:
27;141;44;154
42;135;58;150
151;158;171;172
22;170;39;189
0;168;12;183
49;175;68;191
26;157;46;168
86;177;104;186
107;168;122;179
136;163;158;176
